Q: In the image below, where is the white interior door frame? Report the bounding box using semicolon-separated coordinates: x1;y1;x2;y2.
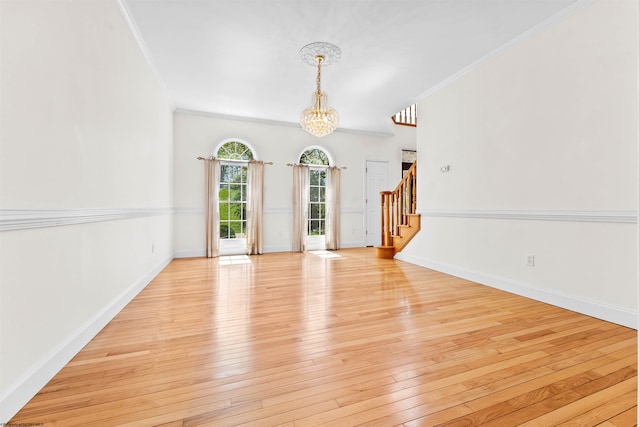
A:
365;160;389;247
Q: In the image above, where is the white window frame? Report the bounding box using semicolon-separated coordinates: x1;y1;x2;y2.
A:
298;146;334;251
213;139;257;255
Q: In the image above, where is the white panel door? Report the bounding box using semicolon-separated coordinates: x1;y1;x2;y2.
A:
365;160;389;246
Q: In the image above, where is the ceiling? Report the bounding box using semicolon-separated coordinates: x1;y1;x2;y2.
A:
122;0;579;135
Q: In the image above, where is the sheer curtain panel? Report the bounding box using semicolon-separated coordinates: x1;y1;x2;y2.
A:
325;166;341;250
292;164;309;252
247;161;264;255
204;158;220;258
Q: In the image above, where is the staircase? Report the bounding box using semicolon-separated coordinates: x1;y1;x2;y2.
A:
375;162;421;259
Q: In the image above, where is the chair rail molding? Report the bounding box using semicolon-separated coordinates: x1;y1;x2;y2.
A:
175;208;365;216
0;208;175;232
420;209;638;224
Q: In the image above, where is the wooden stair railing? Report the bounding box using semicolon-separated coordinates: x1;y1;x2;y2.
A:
392;104;417;127
376;162;420;259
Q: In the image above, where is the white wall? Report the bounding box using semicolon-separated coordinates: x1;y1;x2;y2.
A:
174;112;416;256
399;0;639;328
0;1;174;421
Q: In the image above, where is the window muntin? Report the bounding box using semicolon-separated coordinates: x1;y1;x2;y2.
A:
300;148;329;166
217;140;254;161
216;140;254;240
219;164;247;239
308;169;326;236
299;147;330;237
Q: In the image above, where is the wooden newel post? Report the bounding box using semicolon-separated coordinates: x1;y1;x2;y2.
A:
380;191;392;247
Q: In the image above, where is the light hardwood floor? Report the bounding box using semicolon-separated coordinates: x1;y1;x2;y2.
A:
11;248;637;426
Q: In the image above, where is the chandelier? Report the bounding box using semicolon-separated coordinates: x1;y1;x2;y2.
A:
299;42;341;137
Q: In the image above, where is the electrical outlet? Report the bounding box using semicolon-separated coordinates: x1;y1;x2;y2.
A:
526;255;535;267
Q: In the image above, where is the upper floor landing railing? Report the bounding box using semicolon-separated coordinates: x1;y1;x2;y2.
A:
392;104;417;127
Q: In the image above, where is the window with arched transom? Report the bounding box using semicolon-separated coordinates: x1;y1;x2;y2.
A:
214;139;256;250
298;146;333;240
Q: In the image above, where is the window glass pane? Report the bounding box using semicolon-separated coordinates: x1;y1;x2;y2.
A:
310;186;319;202
219;202;230;218
309;220;320;235
219;223;230;239
318;219;325;235
319;204;326;220
220;165;231;183
309;169;319;185
229;166;241;183
310;203;320;219
224;166;234;183
219;184;229;200
230;184;242;201
319;170;327;186
231;141;241;157
218;145;229;159
229;221;242;236
228;202;243;220
319;187;325;202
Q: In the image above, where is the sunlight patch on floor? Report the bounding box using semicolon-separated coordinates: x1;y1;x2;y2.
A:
309;250;342;259
219;255;252;265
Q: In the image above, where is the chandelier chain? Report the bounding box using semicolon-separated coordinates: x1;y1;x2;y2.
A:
316;57;322;95
299;43;340;137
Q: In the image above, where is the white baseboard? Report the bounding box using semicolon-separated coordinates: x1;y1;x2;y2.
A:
175;242;367;258
174;249;207;258
395;252;637;330
0;253;174;423
340;240;367;249
175;246;294;257
263;244;294;253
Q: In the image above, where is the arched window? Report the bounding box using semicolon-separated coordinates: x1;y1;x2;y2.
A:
214;140;255;246
217;140;254;161
299;147;330;166
299;146;332;242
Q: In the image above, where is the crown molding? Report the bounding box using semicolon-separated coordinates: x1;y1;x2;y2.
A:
174;108;394;137
115;0;176;111
417;0;595;100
